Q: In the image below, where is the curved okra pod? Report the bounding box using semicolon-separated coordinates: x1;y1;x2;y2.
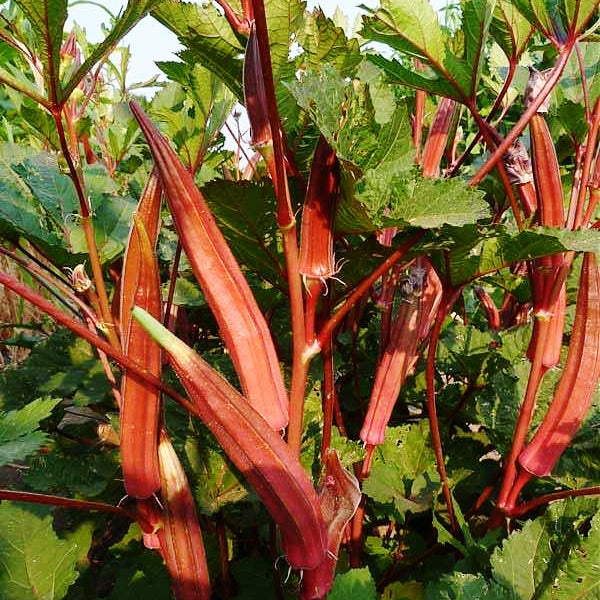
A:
132;306;327;571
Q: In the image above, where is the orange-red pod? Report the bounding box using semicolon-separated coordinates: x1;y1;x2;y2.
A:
360;260;442;446
132;307;327;571
519;253;600;476
119;170;163;499
157;433;211;600
298;136;340;281
421;97;457;178
130;101;289;430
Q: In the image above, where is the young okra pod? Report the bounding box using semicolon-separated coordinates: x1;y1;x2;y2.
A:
157;433;211;600
360;260;442;446
298;135;340;281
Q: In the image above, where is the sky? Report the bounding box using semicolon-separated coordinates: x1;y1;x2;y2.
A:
68;1;382;87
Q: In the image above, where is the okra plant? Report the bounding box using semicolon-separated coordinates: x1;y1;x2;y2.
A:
0;0;599;598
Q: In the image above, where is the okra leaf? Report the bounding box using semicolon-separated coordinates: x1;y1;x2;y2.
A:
360;0;472;99
152;1;245;99
537;506;600;599
64;0;164;100
474;354;521;455
462;0;497;95
0;147;78;266
560;42;600;106
354;172;489;232
360;0;447;70
25;443;119;497
328;567;377;600
201;179;285;288
425;573;517;600
12;0;67;104
151;63;236;167
0;503;81;599
511;0;599;42
441;224;600;286
265;0;305;77
491;518;550;599
489;0;533;60
362;422;441;520
366;54;462;100
0;397;61;466
297;8;362;78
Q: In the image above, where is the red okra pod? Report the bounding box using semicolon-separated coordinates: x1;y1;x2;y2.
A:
119;170;162;499
360;260;442;446
421;97;457;178
130;101;289;431
519;252;600;476
298;135;340;281
132;307;327;571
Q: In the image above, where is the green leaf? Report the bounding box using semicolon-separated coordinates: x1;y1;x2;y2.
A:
12;0;67;104
264;0;305;77
356;173;489;231
151;62;235;169
381;580;425;600
64;0;164;100
230;556;277;600
287;65;488;233
491;518;550;600
474;354;521;454
0;397;61;466
152;1;245;99
360;0;473;98
366;54;461;100
360;0;447;70
201;179;285;288
511;0;599;42
489;0;533;60
442;225;600;285
462;0;497;94
362;421;441;519
328;567;377;600
297;8;362;77
537;505;600;600
25;444;119;497
0;502;81;599
425;572;516;599
560;42;600;107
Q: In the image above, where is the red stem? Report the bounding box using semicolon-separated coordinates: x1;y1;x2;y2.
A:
250;0;307;454
511;485;600;518
470;42;576;187
0;489;138;522
426;287;462;532
317;234;422;349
